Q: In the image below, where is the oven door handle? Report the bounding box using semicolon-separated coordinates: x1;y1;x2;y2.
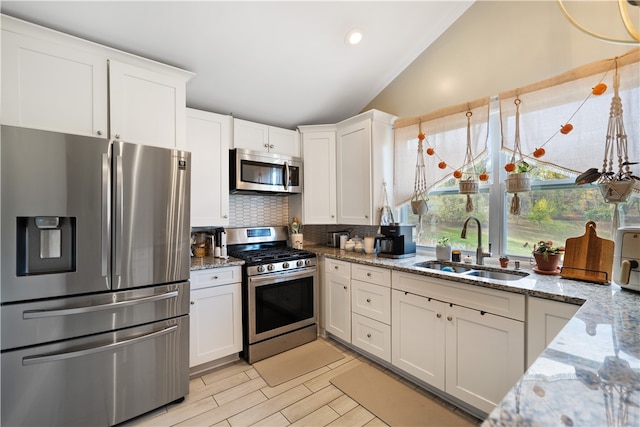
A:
248;267;316;285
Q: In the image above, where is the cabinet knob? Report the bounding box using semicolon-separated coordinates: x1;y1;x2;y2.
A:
190;301;195;305
114;134;121;140
97;130;102;136
211;276;218;280
335;266;339;269
223;215;228;218
269;144;274;148
436;313;442;318
367;333;372;338
343;286;348;290
447;316;453;321
331;215;335;218
364;215;369;219
367;272;372;277
366;298;371;303
264;143;269;148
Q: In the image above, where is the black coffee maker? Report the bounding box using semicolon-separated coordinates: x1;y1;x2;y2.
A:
377;223;416;258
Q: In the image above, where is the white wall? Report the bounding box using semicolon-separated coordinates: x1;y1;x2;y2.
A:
365;1;636;118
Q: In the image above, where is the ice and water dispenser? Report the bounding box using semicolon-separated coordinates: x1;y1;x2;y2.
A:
16;216;76;276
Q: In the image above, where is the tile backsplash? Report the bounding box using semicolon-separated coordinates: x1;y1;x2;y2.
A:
228;194;289;227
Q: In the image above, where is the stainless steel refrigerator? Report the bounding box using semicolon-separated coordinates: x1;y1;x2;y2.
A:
1;125;191;426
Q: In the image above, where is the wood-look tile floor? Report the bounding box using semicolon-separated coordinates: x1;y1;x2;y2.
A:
125;338;482;427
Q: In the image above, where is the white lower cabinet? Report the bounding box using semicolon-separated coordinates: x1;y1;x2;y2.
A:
526;296;580;368
392;290;446;389
351;312;391;361
189;267;242;367
324;259;351;342
391;271;525;414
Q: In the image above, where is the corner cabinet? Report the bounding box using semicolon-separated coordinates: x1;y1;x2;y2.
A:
189;267;242;367
186;108;231;227
1;15;192;148
392;271;525;414
526;296;580;369
233;118;300;157
336;110;396;225
294;125;337;224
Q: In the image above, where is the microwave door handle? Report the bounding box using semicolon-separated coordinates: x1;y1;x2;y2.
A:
284;161;289;191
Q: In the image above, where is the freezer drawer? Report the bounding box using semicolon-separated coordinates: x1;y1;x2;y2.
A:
1;281;189;351
1;316;189;426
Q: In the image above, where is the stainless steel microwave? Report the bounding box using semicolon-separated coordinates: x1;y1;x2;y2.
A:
230;149;302;194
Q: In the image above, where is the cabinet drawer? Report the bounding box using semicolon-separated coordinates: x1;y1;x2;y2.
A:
351;264;390;287
392;271;525;321
190;266;241;290
351;280;390;324
351;313;391;362
325;258;351;279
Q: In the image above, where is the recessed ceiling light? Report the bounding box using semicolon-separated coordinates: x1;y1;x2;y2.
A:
345;29;363;46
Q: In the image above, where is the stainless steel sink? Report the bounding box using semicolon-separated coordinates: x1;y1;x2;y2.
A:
413;261;474;273
463;269;529;281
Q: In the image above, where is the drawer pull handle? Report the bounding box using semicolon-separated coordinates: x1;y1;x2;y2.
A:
480;311;486;316
447;316;453;321
436;313;442;318
366;298;371;303
211;276;219;280
367;333;372;338
190;301;195;305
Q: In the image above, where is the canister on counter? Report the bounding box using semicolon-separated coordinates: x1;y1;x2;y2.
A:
451;250;461;262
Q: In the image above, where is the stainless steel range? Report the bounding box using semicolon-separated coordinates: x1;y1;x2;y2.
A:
226;226;317;363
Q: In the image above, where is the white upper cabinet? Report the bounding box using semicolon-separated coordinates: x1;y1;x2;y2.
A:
233;118;300;157
1;29;108;137
186;108;231;227
1;15;192;148
336;110;396;225
296;125;337;224
109;60;187;149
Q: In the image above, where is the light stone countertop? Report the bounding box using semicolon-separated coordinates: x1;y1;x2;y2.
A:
190;255;245;271
308;245;640;427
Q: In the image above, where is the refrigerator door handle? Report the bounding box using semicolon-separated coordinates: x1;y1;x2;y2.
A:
22;290;179;319
21;325;178;365
114;155;124;276
101;153;110;277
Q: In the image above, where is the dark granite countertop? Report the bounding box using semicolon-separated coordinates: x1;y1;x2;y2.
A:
307;245;640;427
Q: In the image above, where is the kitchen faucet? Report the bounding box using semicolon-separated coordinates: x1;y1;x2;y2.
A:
461;216;492;265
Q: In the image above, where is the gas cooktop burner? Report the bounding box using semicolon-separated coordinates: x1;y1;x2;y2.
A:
230;247;315;264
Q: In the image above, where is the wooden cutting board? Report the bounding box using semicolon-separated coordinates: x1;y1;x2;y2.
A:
561;221;614;284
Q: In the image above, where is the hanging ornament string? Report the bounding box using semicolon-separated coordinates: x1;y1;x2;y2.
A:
459;110;479;212
413;122;429;239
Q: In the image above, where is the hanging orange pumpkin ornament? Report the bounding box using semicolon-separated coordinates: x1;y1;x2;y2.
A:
533;148;546;158
592;83;607;96
479;173;490;182
505;162;517;172
426;147;435;156
418;132;425;141
560;123;574;134
453;170;463;179
438;161;447;169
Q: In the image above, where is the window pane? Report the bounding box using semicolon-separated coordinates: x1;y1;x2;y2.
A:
506;185;640;257
404;190;490;251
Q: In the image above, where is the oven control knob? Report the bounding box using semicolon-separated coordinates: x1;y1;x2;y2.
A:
283;262;290;269
305;259;312;266
267;264;275;271
297;260;304;267
257;265;265;273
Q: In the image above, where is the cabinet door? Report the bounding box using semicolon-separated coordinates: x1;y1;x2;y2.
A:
233;119;269;152
189;283;242;367
391;290;446;390
301;131;337;224
268;126;300;157
527;296;579;368
186;109;231;227
445;304;524;414
324;273;351;342
337;119;372;225
109;60;186;148
1;30;108;136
